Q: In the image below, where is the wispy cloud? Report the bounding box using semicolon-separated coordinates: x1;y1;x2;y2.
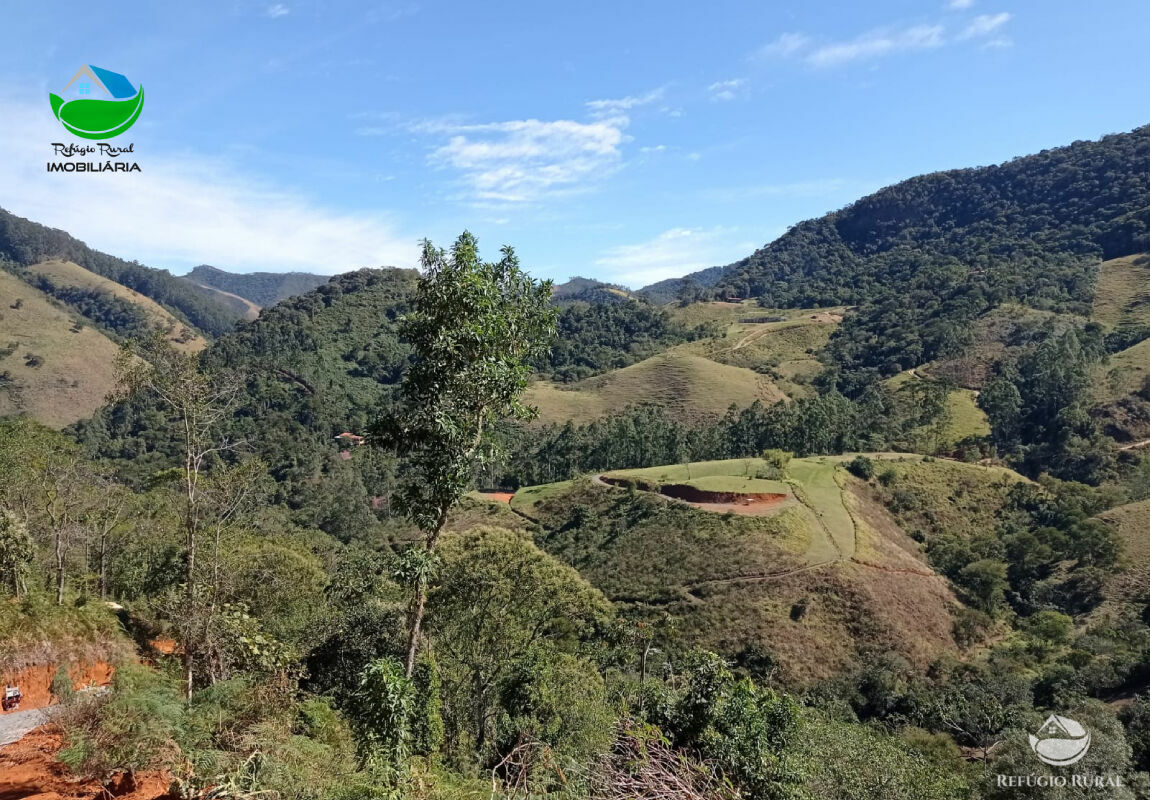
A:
755;12;1012;68
959;12;1011;39
946;0;975;9
265;3;290;18
707;78;746;102
755;32;811;60
0;101;416;274
594;227;745;288
807;24;945;67
585;87;665;120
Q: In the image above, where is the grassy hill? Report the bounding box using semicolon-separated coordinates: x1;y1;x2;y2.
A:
1096;498;1150;608
527;350;785;425
0;270;122;426
186;281;261;321
0;208;243;337
885;370;991;450
28;260;206;352
1092;253;1150;329
513;454;981;686
185;264;329;308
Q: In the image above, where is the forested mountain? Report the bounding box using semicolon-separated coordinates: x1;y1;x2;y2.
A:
551;276;635;304
637;264;724;304
75;268;418;538
709;125;1150;306
0;207;243;336
185;264;330;307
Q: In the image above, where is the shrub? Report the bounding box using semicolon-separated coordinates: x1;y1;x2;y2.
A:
846;456;875;480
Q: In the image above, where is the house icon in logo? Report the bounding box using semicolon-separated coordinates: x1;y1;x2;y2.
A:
1029;714;1091;766
60;65;138;103
49;65;145;140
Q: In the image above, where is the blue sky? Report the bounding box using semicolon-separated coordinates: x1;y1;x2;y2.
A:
2;0;1148;287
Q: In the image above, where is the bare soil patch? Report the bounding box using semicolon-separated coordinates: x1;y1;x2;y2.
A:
0;726;173;800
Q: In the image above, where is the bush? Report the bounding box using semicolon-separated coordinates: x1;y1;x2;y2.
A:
846;455;875;480
58;663;185;780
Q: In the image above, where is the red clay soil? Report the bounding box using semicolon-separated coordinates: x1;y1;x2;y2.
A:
479;491;514;504
599;476;790;515
0;663;114;714
658;483;787;506
0;726;174;800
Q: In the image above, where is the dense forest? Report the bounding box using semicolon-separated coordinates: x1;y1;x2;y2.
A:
0;208;243;336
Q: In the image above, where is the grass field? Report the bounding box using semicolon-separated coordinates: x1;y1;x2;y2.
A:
0;270;122;427
29;260;206;352
1102;337;1150;401
1092;253;1150;329
884;370;991;449
517;456;962;686
527;351;785;425
1095;499;1150;607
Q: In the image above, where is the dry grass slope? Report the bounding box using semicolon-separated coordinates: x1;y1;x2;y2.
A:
28;260;206;352
0;271;121;427
1096;499;1150;607
527;350;786;425
187;280;262;321
1092;253;1150;329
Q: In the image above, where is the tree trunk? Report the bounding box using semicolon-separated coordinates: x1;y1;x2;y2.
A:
98;535;108;601
55;533;65;606
404;511;449;678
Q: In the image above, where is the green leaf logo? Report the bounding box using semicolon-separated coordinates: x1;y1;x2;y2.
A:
49;65;144;140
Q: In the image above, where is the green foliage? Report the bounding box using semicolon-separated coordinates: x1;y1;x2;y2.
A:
352;657;414;771
540;299;705;382
0;507;33;596
800;714;973;800
431;526;611;761
846;455;875;480
374;232;557;534
644;651;802;800
59;662;187;779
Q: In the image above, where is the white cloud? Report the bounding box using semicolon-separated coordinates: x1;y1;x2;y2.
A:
0;101;417;274
707;78;746;102
960;12;1011;39
585;88;665;120
265;3;290;18
807;24;945;67
414;89;666;205
428;118;627;203
946;0;974;8
755;32;812;59
594;227;743;288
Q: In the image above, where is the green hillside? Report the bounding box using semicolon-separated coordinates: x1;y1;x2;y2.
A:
27;259;206;353
185;264;329;308
1093;253;1150;329
527;350;785;425
0;207;242;336
0;270;122;426
516;455;969;685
